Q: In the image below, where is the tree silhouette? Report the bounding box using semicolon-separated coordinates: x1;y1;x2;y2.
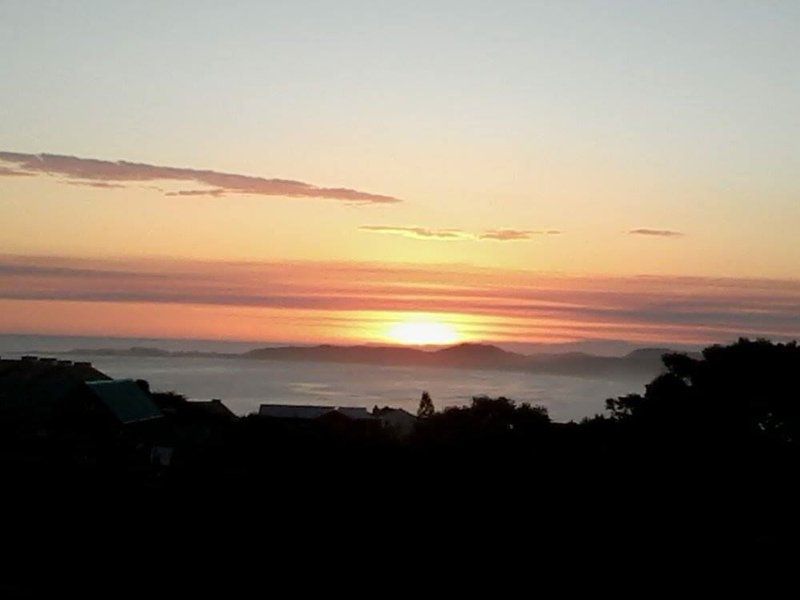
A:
417;391;435;418
604;338;800;445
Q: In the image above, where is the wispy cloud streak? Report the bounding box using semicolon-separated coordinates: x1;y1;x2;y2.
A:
0;151;401;204
360;226;562;241
0;255;798;345
480;229;561;241
0;166;33;177
628;228;684;237
358;226;471;240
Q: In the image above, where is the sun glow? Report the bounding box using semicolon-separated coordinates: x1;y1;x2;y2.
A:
386;318;460;345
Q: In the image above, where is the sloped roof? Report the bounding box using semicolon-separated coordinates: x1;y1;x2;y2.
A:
374;407;416;418
335;407;375;421
258;404;333;419
86;379;163;424
0;357;111;413
186;399;235;420
258;404;375;421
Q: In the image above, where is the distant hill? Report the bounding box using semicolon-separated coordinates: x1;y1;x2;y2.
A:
243;342;529;369
522;348;674;377
60;342;681;380
243;342;672;378
62;346;234;359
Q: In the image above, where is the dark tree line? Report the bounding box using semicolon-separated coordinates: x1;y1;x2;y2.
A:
600;339;800;447
4;337;800;555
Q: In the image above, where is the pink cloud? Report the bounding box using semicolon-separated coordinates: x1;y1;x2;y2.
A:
0;151;401;204
0;165;33;177
1;254;798;345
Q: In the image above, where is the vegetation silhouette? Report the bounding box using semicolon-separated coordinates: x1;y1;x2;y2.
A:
605;338;800;446
2;337;800;561
417;390;435;418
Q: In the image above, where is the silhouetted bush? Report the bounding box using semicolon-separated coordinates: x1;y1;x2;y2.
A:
604;338;800;449
5;338;800;552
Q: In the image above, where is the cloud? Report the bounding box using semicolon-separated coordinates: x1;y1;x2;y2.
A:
628;228;683;238
480;229;561;241
65;181;127;189
359;226;471;240
165;189;226;197
0;151;401;204
361;226;562;241
0;166;33;177
2;254;799;346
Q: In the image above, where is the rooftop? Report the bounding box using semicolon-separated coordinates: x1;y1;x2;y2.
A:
258;404;375;421
86;379;163;425
0;356;111;410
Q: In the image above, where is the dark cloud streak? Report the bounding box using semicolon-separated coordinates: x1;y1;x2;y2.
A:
0;255;798;343
0;151;401;204
628;228;683;237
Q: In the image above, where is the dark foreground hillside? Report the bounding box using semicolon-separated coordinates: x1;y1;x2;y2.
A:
2;338;799;591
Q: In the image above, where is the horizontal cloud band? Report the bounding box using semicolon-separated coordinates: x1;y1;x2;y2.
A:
628;228;683;237
0;254;798;345
0;151;400;204
359;226;562;241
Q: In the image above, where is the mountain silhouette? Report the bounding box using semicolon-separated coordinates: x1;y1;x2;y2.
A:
61;342;673;379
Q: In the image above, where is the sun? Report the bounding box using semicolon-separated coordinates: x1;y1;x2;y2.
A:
386;318;460;346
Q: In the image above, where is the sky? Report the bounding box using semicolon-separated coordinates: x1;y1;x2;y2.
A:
1;1;799;349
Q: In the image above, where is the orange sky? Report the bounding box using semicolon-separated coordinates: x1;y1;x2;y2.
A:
2;4;799;349
0;253;798;348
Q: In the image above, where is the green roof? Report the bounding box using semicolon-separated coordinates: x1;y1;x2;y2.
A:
86;379;162;424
